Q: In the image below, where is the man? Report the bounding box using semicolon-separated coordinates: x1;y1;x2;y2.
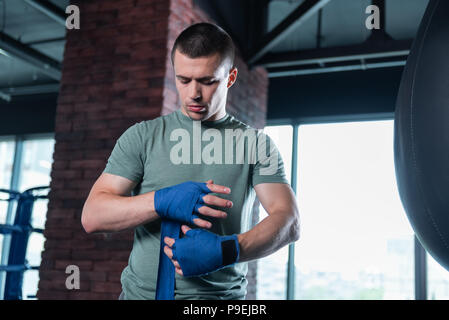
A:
81;22;300;300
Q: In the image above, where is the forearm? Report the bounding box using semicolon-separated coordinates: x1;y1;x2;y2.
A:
81;191;159;233
237;210;300;263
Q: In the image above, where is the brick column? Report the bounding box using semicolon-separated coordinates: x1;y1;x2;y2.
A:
37;0;268;300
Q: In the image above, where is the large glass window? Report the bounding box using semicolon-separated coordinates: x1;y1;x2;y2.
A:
427;253;449;299
0;138;16;300
19;138;54;299
256;126;293;299
0;138;15;225
294;120;414;299
0;135;54;300
256;120;449;300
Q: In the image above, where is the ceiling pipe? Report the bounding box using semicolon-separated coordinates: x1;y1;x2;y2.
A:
0;31;61;80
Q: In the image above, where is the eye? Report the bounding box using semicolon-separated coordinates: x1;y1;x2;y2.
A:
203;80;217;85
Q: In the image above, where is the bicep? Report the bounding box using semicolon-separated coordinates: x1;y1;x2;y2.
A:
89;172;138;197
254;183;297;216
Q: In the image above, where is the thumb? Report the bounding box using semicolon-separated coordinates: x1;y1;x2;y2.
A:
181;225;191;235
205;179;213;184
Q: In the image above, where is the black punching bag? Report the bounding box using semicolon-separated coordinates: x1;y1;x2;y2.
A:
394;0;449;271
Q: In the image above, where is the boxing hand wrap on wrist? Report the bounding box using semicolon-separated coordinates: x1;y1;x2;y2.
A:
172;229;240;277
154;181;211;225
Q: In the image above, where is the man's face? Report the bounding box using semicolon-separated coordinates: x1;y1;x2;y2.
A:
173;49;236;121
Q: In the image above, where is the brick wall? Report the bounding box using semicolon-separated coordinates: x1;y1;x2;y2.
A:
37;0;268;300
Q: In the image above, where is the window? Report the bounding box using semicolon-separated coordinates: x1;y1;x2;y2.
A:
427;253;449;299
0;135;54;300
256;125;293;299
0;138;15;224
0;138;16;300
294;121;414;299
19;138;54;300
255;120;447;300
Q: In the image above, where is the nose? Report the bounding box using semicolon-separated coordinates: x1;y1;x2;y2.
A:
188;81;202;101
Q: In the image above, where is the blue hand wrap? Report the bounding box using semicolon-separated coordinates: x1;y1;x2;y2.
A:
154;181;211;224
172;229;240;277
155;181;211;300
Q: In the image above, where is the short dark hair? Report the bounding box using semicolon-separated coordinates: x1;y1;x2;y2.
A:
171;22;235;70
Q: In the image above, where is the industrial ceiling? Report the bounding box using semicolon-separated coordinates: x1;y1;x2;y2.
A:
0;0;429;103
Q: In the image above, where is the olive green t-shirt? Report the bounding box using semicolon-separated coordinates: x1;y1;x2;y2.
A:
103;108;289;300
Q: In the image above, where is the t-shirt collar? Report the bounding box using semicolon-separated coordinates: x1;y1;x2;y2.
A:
175;108;230;127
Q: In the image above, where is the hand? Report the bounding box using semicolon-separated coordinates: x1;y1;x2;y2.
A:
163;225;240;277
154;180;233;229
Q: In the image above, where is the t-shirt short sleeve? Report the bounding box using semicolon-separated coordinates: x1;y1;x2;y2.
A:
251;131;289;187
103;123;145;182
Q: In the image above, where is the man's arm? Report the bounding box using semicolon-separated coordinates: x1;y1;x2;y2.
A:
81;173;158;233
81;174;232;234
237;182;300;263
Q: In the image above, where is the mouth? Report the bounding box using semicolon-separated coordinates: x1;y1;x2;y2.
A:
187;105;206;113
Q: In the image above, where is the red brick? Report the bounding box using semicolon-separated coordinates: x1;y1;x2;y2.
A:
83;169;102;179
72;250;109;261
41;248;72;260
93;261;127;272
46;208;76;219
37;290;69;300
44;228;74;239
39;270;69;281
44;217;78;229
38;279;90;292
44;239;72;250
51;159;69;170
70;160;106;169
49;189;87;200
108;250;131;260
67;291;117;300
67;179;95;190
61;199;84;209
55;260;93;271
107;271;123;283
91;281;122;293
95;239;133;250
81;271;108;282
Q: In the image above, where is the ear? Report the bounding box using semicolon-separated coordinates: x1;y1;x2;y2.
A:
227;67;238;88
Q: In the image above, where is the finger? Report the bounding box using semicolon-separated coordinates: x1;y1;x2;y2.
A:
181;225;191;235
163;245;181;268
163;245;173;259
201;194;233;209
175;267;183;276
204;183;231;194
192;218;212;229
197;205;228;219
164;237;175;247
